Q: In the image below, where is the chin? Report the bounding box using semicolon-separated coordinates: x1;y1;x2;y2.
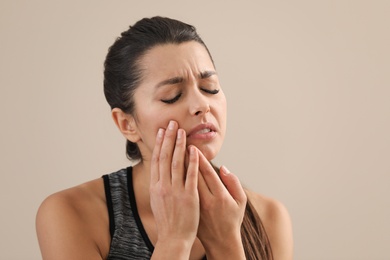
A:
194;144;221;161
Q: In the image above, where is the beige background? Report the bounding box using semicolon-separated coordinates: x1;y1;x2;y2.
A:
1;0;389;259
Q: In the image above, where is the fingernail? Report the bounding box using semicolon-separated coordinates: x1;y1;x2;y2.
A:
177;129;183;139
157;128;164;138
168;120;175;130
221;165;230;174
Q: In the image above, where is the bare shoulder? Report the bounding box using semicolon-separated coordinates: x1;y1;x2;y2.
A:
246;189;294;260
36;178;110;260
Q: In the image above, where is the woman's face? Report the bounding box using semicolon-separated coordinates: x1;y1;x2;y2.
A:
131;41;227;162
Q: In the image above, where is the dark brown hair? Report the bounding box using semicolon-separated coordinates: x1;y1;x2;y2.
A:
104;16;273;259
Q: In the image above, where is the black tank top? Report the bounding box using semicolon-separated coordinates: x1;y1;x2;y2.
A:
103;167;207;259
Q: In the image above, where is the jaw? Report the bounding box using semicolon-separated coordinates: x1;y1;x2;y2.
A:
134;128;224;164
188;139;222;161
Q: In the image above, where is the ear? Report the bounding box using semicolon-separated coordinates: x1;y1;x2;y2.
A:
111;108;141;143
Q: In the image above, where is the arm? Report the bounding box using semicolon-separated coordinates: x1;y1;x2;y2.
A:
36;192;104;260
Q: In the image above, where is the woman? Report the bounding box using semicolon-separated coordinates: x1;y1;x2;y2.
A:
36;16;293;260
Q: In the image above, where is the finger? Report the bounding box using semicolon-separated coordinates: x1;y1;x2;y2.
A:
171;128;186;186
197;164;212;204
197;149;225;195
159;120;178;184
184;145;190;171
185;145;199;191
219;166;247;204
150;128;165;184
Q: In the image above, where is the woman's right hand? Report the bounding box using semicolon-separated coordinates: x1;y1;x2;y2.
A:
149;120;200;259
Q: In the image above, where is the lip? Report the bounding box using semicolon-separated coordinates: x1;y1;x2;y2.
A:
186;122;217;140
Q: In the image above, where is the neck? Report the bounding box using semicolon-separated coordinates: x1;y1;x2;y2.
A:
132;161;153;214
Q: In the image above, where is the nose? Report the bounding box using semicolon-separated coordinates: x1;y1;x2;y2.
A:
189;89;210;116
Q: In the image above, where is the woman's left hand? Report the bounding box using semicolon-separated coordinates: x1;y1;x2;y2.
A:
194;147;247;259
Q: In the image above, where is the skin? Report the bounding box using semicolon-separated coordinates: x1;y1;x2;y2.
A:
36;42;293;259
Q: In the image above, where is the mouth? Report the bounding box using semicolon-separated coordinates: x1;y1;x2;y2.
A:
187;123;217;139
194;128;213;134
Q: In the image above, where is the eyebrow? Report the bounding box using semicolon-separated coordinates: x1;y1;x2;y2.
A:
155;77;183;88
155;70;217;88
200;70;217;79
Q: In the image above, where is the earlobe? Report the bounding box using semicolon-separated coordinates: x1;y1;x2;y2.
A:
111;108;141;143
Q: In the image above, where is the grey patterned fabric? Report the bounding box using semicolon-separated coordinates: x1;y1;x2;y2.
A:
103;167;153;260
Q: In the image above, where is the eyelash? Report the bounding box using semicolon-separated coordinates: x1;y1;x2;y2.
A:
161;88;220;104
161;93;182;104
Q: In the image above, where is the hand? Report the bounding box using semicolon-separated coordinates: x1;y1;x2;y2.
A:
149;120;200;256
195;148;247;259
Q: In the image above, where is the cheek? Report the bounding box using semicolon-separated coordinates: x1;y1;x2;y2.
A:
217;97;227;138
137;110;176;146
216;95;227;123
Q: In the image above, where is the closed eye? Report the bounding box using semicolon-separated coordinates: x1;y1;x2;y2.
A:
161;93;182;104
201;88;220;94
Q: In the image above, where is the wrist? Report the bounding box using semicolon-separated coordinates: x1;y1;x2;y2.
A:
152;238;194;260
203;232;245;260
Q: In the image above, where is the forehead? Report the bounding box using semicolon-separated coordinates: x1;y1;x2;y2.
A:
139;42;215;81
